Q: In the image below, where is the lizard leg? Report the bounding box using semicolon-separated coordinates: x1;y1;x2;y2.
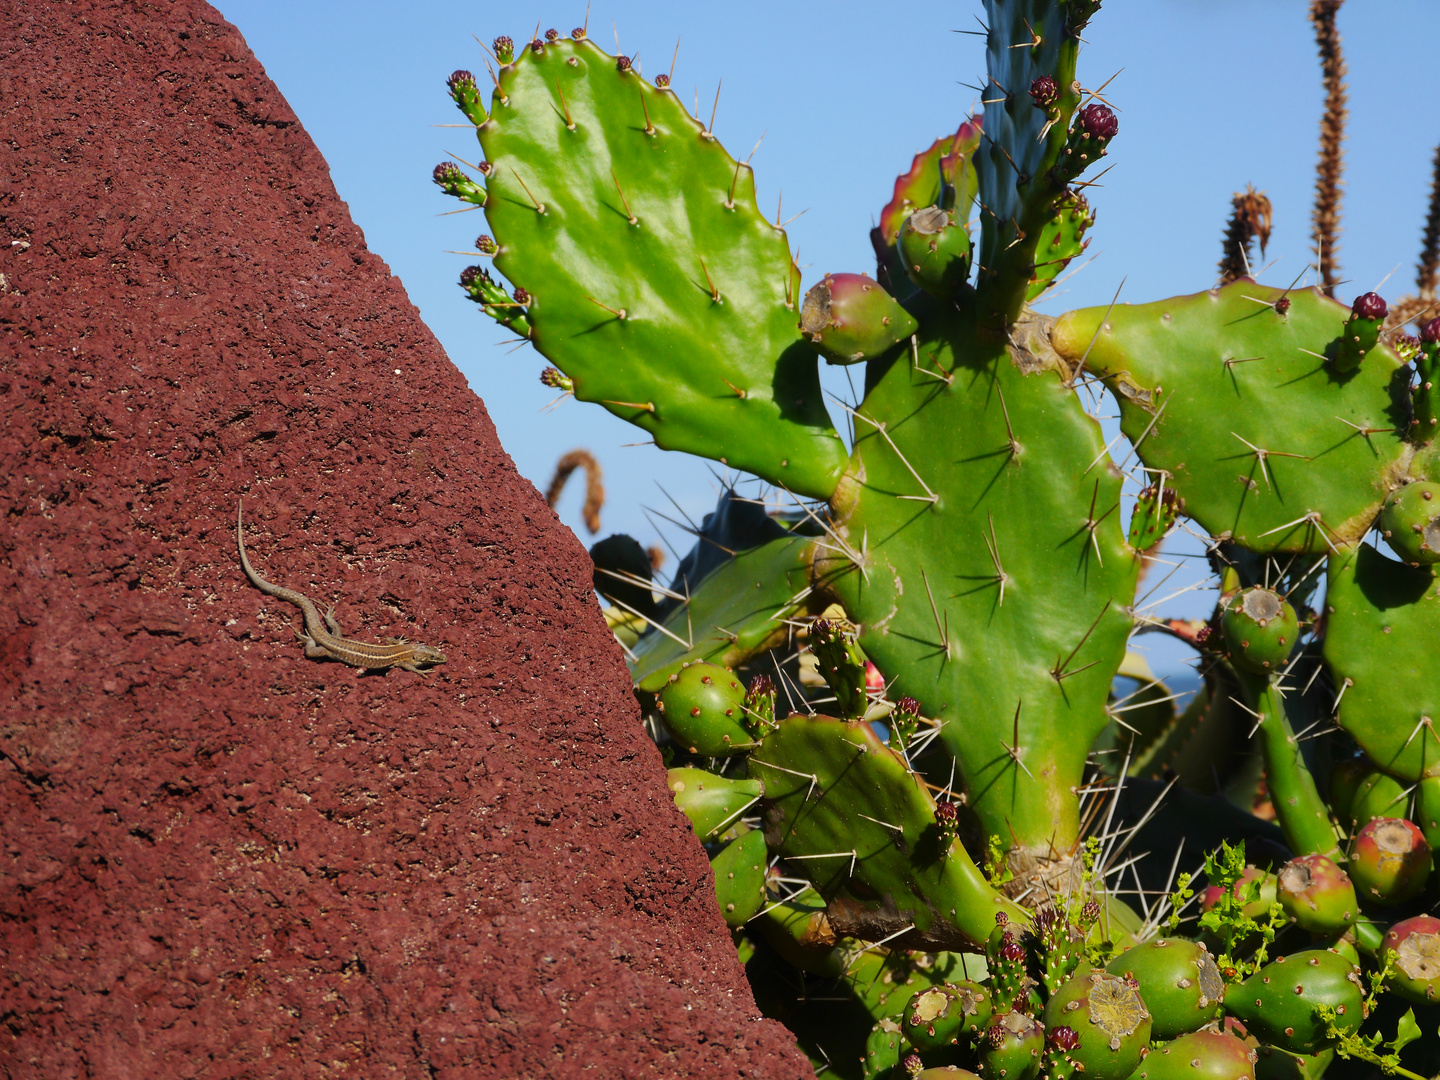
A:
322;605;343;636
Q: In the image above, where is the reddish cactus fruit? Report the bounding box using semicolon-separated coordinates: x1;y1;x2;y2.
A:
1381;914;1440;1004
1078;102;1118;140
1423;316;1440;343
1030;75;1060;108
800;273;919;364
1276;854;1357;934
1333;292;1388;372
1349;817;1432;905
1351;291;1388;320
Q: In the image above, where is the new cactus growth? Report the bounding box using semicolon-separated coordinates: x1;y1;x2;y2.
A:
437;3;1440;1073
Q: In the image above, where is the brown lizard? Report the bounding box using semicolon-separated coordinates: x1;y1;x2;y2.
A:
237;503;446;674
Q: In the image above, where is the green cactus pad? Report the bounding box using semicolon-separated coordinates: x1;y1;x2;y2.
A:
1051;283;1412;552
1104;938;1223;1040
666;767;763;841
630;533;815;692
824;305;1138;851
476;37;847;498
657;660;752;756
1041;967;1153;1080
1323;543;1440;781
1377;481;1440;565
754;713;1024;950
1131;1029;1258;1080
710;827;768;928
1223;950;1364;1054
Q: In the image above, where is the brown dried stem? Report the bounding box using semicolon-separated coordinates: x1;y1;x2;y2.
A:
1417;142;1440;301
1309;0;1347;296
546;449;605;534
1218;185;1273;284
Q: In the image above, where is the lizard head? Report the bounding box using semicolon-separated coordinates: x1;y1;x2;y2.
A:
412;644;448;667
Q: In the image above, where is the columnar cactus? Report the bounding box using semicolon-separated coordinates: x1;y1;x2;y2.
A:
435;4;1440;1077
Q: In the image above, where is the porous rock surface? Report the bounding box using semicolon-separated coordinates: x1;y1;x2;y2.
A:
0;2;811;1076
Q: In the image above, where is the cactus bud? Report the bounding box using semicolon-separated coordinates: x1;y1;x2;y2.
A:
1394;333;1422;362
476;234;498;255
544;28;559;41
657;661;752;756
903;1054;924;1078
512;287;531;305
433;161;486;205
1423;316;1440;344
1276;854;1357;934
742;674;778;738
1029;75;1059;108
1275;295;1291;315
1219;586;1299;673
891;695;922;751
1078;102;1118;140
1332;292;1387;372
447;69;487;126
1056;103;1117;182
934;800;960;847
615;55;632;72
1381;914;1440;1004
899;206;973;299
539;367;573;392
570;27;585;40
492;35;514;63
655;73;671;88
1127;482;1182;550
1350;817;1432;906
800;273;919;364
1378;481;1440;565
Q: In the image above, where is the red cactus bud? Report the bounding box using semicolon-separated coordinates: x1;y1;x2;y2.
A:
513;287;531;304
995;911;1009;927
492;36;514;61
903;1055;924;1078
544;28;559;41
476;235;498;255
1048;1025;1081;1052
1423;316;1440;344
1078;102;1118;140
934;801;959;833
864;660;885;693
616;55;632;72
529;38;545;53
1352;292;1388;320
655;74;671;88
1030;75;1059;107
1275;295;1292;315
459;265;484;289
571;27;586;40
1001;939;1027;964
447;70;475;93
433;161;462;184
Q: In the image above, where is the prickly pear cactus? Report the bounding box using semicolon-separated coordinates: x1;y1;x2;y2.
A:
436;5;1440;1078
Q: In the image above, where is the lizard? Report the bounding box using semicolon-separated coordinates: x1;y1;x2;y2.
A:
236;502;447;674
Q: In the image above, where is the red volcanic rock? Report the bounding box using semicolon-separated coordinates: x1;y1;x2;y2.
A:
0;2;811;1077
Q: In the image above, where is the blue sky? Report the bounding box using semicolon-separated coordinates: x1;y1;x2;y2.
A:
215;0;1439;677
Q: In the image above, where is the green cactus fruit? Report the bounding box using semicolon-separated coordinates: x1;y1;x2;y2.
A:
1127;481;1182;552
433;160;486;204
977;1010;1045;1080
808;617;871;719
1275;855;1357;935
1346;768;1407;829
988;926;1031;1013
446;69;487;126
1129;1029;1258;1080
800;273;918;364
1041;968;1152;1080
1104;938;1223;1040
1380;914;1440;1004
890;695;923;755
742;674;778;739
1223;950;1364;1054
915;1067;983;1080
865;1019;905;1080
666;767;763;841
1327;754;1374;825
1377;481;1440;566
657;661;752;755
1348;817;1432;906
899;206;972;299
1412;320;1440;441
710;828;768;928
903;980;993;1052
1028;190;1094;302
1331;292;1387;374
1219;587;1299;674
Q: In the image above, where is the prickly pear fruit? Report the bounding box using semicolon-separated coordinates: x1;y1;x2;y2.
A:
1412;318;1440;440
1276;855;1357;935
1380;914;1440;1004
807;617;870;719
709;827;768;928
915;1067;983;1080
742;674;778;739
1041;968;1152;1080
1219;587;1299;674
1377;482;1440;566
903;980;993;1052
890;695;923;754
1332;292;1387;373
800;273;918;364
976;1010;1045;1080
1055;104;1117;183
1349;817;1432;906
1127;481;1181;551
1253;1046;1333;1080
1129;1029;1258;1080
1223;950;1364;1053
1199;866;1277;920
666;768;763;841
899;206;972;299
987;921;1030;1013
1105;938;1223;1039
657;661;752;755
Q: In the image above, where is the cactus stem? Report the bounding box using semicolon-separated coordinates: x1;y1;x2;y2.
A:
553;82;576;130
509;168;546;214
702;79;721;139
920;566;953;661
609;171;638;226
585;296;629;321
1050;602;1110;683
698;256;721;303
1003;219;1028;252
